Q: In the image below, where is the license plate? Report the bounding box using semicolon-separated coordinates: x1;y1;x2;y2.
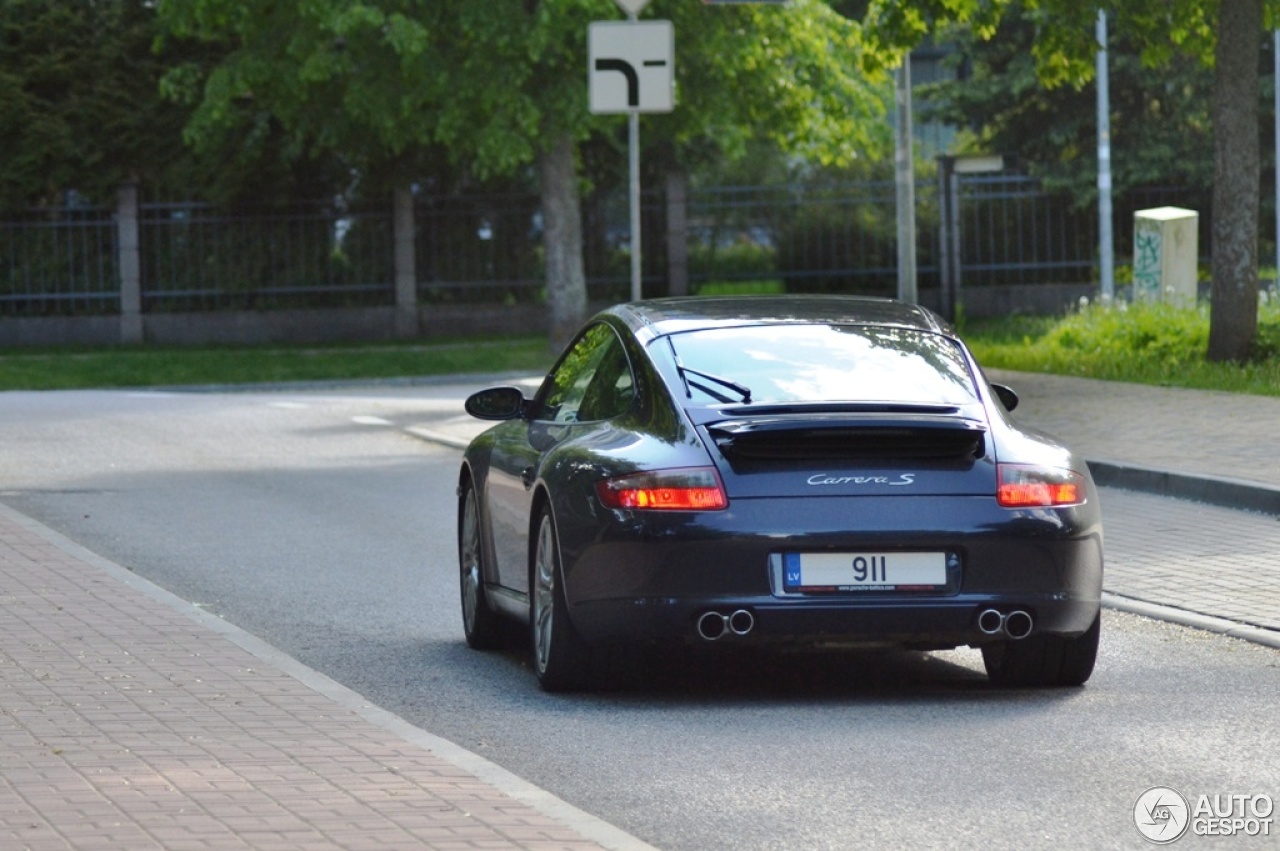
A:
782;551;947;592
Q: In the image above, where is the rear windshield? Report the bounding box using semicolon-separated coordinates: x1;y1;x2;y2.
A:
662;324;980;406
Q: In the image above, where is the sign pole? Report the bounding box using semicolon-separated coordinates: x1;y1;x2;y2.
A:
629;112;642;302
628;11;642;302
589;4;672;303
894;58;917;304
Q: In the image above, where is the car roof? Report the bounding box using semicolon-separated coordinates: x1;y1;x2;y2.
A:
604;295;954;344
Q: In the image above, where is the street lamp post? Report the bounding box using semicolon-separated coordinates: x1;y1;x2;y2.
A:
1097;11;1115;303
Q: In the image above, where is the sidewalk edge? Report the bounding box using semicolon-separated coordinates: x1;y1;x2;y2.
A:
1088;459;1280;516
1102;591;1280;650
0;501;660;851
405;425;471;450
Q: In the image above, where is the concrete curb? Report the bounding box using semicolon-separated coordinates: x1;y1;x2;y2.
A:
1088;459;1280;516
405;425;472;450
1103;592;1280;650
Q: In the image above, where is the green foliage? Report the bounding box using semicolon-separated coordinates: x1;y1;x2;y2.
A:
1042;301;1210;363
1029;0;1215;90
859;0;1012;60
856;0;1228;90
156;0;891;192
0;0;206;206
965;298;1280;394
696;279;786;296
157;0;450;196
659;0;892;170
918;5;1218;204
850;0;1275;363
152;0;895;340
690;241;777;284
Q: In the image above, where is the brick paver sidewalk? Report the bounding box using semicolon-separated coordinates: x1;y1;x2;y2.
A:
988;369;1280;491
0;505;640;851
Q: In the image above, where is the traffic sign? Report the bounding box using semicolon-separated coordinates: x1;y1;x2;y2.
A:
614;0;652;14
588;21;674;114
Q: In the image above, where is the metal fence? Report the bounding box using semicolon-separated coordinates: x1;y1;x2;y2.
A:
0;205;118;316
0;176;1230;323
956;175;1097;286
142;200;395;312
413;189;660;306
687;182;910;298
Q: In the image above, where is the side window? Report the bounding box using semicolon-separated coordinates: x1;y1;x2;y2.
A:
538;324;634;423
578;339;634;422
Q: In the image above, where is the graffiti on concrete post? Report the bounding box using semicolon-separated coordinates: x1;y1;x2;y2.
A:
1133;220;1162;301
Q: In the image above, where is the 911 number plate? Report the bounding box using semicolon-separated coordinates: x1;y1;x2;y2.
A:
782;551;947;592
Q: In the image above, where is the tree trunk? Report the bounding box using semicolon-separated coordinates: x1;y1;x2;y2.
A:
538;132;588;354
1207;0;1262;362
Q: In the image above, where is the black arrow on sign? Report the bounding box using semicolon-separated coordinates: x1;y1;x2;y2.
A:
595;58;639;107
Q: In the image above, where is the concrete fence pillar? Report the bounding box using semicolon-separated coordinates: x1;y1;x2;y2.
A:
665;170;689;297
1133;206;1199;307
117;183;143;344
393;186;419;338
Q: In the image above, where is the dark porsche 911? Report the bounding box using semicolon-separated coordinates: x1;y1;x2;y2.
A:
457;296;1102;691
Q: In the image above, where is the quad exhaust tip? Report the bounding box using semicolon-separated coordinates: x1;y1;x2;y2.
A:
977;608;1034;640
1004;610;1033;639
697;609;755;641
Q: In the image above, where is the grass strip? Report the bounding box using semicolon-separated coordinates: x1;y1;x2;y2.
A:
0;337;553;390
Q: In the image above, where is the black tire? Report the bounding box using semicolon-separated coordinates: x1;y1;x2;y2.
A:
530;508;592;691
458;482;503;650
1055;611;1102;685
982;612;1101;687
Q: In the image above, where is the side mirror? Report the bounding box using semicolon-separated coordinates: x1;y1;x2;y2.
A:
990;383;1019;412
465;386;528;421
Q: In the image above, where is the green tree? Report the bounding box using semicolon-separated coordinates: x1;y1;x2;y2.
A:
919;5;1217;204
156;1;449;200
0;0;333;207
857;0;1269;363
0;0;201;207
157;0;889;349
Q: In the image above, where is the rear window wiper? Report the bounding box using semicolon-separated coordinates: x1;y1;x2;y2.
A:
667;338;752;403
681;366;753;404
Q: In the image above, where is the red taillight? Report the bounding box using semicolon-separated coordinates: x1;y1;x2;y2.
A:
596;467;728;511
997;464;1086;508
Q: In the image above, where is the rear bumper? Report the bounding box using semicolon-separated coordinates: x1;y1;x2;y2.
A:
570;592;1100;650
557;494;1103;650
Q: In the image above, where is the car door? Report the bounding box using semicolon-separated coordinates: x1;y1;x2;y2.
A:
485;322;635;595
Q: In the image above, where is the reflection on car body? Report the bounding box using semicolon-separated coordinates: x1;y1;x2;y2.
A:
456;295;1102;691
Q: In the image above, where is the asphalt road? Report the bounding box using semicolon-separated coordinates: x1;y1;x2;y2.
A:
1;385;1277;850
